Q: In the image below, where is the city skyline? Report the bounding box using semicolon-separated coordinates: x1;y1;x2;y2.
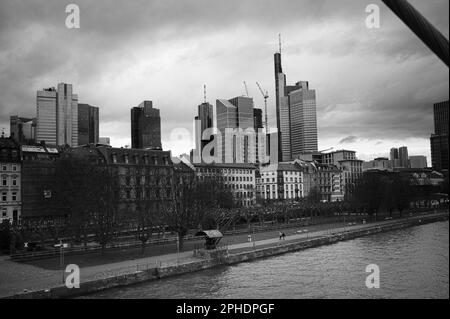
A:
0;0;449;161
0;0;448;302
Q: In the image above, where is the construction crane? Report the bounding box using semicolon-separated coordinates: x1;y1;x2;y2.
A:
243;81;249;97
256;82;269;133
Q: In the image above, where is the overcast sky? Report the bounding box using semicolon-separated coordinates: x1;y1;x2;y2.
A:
0;0;448;161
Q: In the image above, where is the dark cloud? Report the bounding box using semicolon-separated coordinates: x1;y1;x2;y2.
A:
339;135;358;144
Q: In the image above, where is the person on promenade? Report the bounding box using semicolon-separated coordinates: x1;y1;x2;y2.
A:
279;231;283;240
282;232;286;240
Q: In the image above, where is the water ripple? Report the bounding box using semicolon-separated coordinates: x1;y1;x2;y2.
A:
84;221;449;299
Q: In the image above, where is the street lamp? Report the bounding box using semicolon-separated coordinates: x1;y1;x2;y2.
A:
54;240;68;283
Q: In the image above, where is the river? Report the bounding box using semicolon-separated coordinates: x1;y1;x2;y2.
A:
86;221;449;299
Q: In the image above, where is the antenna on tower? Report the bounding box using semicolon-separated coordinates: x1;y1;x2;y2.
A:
278;33;282;54
203;84;206;103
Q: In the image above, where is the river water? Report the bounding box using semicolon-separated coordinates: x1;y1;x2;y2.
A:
87;221;449;299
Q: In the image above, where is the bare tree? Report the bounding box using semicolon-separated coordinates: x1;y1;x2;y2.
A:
51;153;121;254
161;172;232;250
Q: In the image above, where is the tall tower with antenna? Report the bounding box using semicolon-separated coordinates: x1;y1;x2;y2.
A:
203;84;207;104
194;84;214;160
279;33;282;54
274;35;318;161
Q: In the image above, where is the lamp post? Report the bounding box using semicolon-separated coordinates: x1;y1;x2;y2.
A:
55;240;68;284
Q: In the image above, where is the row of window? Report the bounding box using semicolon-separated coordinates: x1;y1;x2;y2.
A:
260;177;302;183
258;184;301;192
124;176;172;186
111;154;170;166
235;192;254;199
1;164;18;172
1;176;19;187
196;168;254;175
123;188;172;200
260;191;302;200
1;191;19;202
197;175;254;183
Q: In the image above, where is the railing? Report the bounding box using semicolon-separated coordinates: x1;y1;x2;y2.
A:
11;209;447;262
10;235;205;261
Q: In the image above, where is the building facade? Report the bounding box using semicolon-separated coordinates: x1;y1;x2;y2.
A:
312;162;344;202
36;83;78;146
194;163;256;207
363;157;391;171
0;137;21;224
98;137;111;146
20;144;60;221
131;101;162;150
215;97;257;164
430;100;449;171
10;116;36;144
321;150;363;195
258;162;304;201
409;156;428;169
78;103;99;145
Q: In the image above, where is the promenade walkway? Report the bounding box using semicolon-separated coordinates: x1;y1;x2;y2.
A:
0;211;447;298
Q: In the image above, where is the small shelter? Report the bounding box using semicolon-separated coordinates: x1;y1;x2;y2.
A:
195;230;223;250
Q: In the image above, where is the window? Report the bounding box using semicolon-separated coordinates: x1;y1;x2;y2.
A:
12;178;17;186
1;208;6;217
1;177;6;186
1;192;6;202
1;165;6;171
12;165;17;171
12;192;17;201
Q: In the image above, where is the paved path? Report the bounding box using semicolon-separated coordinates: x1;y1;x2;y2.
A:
0;211;447;298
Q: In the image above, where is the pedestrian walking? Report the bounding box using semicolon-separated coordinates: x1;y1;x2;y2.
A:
282;232;286;240
279;231;282;240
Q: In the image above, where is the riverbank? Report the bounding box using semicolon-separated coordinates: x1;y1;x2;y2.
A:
3;211;448;299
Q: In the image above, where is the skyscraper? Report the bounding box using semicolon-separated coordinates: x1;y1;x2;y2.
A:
215;96;256;163
274;51;318;161
433;100;449;135
390;146;409;168
197;102;214;135
36;83;78;146
253;108;263;131
289;81;318;158
193;101;214;162
10;116;36;144
131;101;162;150
78;103;99;145
390;148;399;161
430;100;449;171
398;146;409;168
